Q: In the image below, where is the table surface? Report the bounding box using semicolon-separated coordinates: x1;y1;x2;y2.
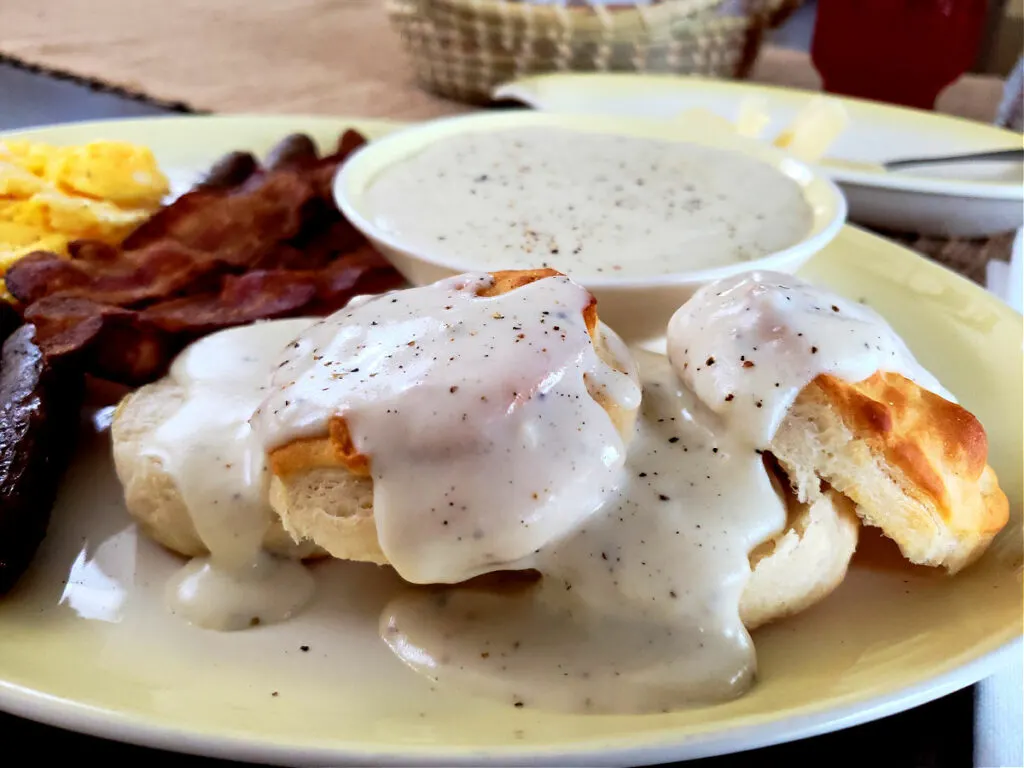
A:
0;31;1020;767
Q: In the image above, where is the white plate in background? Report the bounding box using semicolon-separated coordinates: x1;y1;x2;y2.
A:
494;73;1024;238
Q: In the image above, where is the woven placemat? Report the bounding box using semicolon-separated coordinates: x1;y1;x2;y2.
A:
0;0;1015;280
884;231;1017;286
0;0;469;121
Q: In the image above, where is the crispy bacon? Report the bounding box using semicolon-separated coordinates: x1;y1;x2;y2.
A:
6;130;404;385
6;244;228;307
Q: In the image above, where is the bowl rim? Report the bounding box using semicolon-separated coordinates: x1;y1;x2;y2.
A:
334;110;849;290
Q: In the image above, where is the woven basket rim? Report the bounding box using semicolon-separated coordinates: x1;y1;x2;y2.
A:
418;0;726;18
385;0;760;36
390;14;757;45
395;31;753;57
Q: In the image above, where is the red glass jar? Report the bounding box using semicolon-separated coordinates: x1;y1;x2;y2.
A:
811;0;990;110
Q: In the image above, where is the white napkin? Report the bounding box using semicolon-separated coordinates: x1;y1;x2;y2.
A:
975;227;1023;768
975;648;1024;768
985;228;1023;314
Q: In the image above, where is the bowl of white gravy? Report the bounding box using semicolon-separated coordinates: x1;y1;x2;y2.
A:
335;111;847;341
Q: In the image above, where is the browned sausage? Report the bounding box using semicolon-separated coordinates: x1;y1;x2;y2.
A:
0;324;84;594
265;133;319;170
194;151;258;191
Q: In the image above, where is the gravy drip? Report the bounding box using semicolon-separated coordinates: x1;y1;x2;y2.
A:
667;271;951;447
361;127;814;279
142;319;317;631
251;274;642;585
381;351;787;713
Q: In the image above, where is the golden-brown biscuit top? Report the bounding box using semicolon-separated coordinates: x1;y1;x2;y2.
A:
813;371;1008;538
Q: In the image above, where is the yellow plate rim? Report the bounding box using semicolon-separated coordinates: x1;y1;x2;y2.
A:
0;115;1019;766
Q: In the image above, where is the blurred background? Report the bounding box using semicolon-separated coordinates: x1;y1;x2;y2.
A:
1;0;1021;130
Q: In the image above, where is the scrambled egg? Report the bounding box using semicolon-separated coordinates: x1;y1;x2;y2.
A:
0;140;170;297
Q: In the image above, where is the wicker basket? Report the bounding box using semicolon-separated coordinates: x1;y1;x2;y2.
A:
387;0;782;104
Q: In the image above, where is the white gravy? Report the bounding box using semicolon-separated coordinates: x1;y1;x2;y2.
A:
251;273;642;585
381;350;786;713
141;318;317;631
137;269;952;711
361;127;814;279
666;271;951;447
371;272;951;713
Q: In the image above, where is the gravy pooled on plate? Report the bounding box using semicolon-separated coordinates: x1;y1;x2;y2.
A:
361;126;814;278
381;349;787;713
363;273;951;713
119;268;975;715
252;270;793;712
133;319;318;630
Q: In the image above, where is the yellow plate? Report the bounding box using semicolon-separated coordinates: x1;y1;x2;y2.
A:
0;116;1019;765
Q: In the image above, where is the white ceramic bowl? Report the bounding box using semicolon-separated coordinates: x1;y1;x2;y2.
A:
335;111;847;341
